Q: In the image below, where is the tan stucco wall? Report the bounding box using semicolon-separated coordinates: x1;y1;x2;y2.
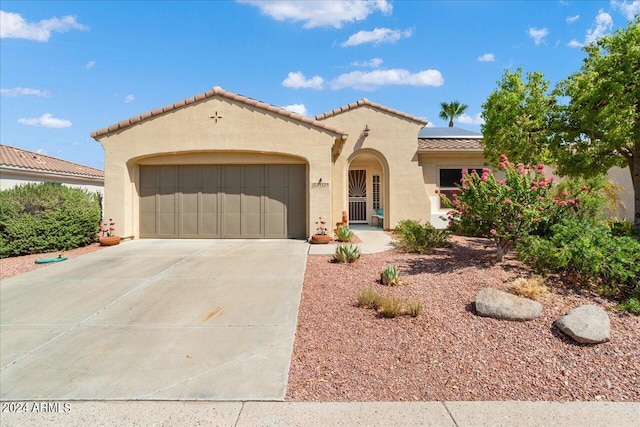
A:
607;166;634;222
318;106;429;229
96;96;338;238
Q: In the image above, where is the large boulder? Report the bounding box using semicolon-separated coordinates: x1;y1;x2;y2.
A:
555;305;610;344
475;287;543;321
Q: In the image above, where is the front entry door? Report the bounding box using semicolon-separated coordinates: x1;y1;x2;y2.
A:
349;169;367;223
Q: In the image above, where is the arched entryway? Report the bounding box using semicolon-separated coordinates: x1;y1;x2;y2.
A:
346;149;389;227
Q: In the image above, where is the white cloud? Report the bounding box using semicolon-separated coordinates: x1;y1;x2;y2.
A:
282;103;308;116
0;10;88;41
282;71;324;89
569;9;615;47
528;27;549;45
586;10;614;44
330;68;444;91
1;87;50;97
351;58;384;68
611;0;640;20
36;148;47;155
238;0;392;29
567;39;583;48
86;60;96;69
341;27;413;47
124;94;135;103
566;14;580;23
18;113;72;128
458;113;485;126
477;53;495;62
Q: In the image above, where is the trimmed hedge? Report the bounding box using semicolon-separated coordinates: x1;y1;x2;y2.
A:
0;183;102;258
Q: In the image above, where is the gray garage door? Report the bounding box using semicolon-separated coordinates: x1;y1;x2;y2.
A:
139;165;306;239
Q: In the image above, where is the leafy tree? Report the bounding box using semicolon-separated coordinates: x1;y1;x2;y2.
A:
551;17;640;229
439;100;468;127
481;68;555;166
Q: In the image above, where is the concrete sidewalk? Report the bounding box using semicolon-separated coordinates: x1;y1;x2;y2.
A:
308;225;394;255
0;401;637;426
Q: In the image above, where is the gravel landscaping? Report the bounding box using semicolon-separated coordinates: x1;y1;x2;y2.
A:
286;236;640;402
3;237;638;402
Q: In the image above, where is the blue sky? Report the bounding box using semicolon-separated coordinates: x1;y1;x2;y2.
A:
1;0;638;170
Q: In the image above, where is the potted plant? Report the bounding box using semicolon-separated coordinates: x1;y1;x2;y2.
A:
310;217;330;244
98;218;121;246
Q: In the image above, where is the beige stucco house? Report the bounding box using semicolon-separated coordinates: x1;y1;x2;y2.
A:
92;86;634;240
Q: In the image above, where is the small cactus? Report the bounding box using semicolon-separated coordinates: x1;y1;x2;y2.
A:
381;265;402;286
334;244;361;263
336;225;355;242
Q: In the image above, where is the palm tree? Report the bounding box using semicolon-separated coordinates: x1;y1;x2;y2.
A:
439;101;469;127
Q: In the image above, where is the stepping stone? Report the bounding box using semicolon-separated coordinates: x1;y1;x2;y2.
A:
555;305;610;344
475;287;542;321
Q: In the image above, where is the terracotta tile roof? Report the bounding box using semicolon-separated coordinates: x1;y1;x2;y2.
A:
315;98;428;125
418;137;483;152
91;86;347;139
0;144;104;179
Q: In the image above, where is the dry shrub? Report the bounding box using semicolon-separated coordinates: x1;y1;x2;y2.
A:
509;275;548;300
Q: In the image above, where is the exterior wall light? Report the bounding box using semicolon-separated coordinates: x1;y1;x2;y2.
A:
363;124;371;137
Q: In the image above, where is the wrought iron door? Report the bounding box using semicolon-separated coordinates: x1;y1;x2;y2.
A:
348;169;367;222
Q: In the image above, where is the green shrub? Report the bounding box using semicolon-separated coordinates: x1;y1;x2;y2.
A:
393;219;451;254
0;183;102;258
333;244;361;263
608;219;638;238
615;293;640;314
381;265;402;286
336;225;355;242
517;220;640;299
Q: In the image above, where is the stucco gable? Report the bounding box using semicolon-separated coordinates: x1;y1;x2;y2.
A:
91;86;347;139
315;98;428;126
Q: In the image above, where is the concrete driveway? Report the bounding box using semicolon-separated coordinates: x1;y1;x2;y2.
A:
0;239;308;401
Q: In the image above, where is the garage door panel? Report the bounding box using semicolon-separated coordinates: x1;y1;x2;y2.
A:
287;165;306;238
265;168;286;237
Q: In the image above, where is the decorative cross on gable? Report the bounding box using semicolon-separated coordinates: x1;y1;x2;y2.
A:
210;111;223;124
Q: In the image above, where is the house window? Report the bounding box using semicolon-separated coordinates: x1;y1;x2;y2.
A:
372;174;381;210
438;168;483;200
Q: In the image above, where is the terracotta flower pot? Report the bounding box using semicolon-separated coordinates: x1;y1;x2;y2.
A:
99;236;121;246
310;234;330;244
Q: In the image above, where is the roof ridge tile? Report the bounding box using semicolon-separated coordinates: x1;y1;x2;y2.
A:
91;86;347;138
315;98;427;125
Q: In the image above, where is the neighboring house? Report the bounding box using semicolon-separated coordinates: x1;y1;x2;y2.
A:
91;86;634;240
0;144;104;195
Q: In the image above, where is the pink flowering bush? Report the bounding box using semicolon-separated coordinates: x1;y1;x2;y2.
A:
439;155;578;262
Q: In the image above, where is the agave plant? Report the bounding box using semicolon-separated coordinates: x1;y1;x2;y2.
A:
336;225;355;242
333;244;361;263
380;265;402;286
